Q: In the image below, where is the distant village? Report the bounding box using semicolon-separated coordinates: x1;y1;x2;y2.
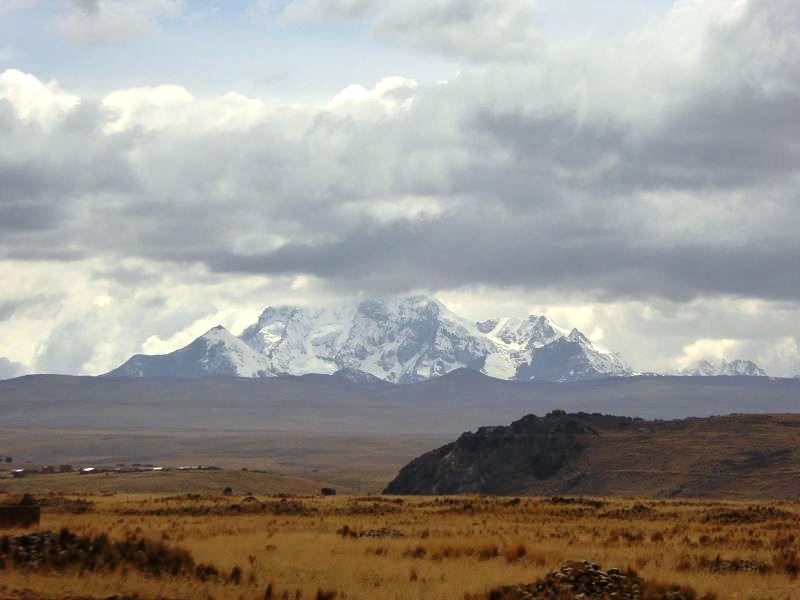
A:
0;455;222;479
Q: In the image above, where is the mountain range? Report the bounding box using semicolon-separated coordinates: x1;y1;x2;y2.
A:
681;358;766;377
105;295;768;383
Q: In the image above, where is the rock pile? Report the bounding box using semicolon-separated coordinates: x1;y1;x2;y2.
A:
702;505;792;525
600;504;656;520
478;560;715;600
546;497;605;509
695;556;769;574
361;528;404;539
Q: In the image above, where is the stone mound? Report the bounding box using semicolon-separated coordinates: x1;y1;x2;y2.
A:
474;560;716;600
545;497;605;509
361;528;404;539
693;556;769;574
702;505;793;524
600;503;656;519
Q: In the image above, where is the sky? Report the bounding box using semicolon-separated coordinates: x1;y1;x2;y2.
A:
1;0;800;379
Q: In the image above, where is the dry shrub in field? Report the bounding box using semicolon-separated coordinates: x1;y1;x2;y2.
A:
0;528;234;583
336;501;402;516
773;548;800;579
502;542;527;563
121;497;315;518
702;505;793;525
600;503;656;520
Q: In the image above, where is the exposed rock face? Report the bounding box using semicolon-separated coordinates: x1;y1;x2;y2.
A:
384;411;633;495
516;329;630;382
384;411;800;498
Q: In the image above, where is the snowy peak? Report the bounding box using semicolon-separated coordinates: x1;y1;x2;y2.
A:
478;315;568;380
566;328;591;345
106;325;270;379
107;295;632;383
682;359;767;377
515;328;631;383
482;315;566;349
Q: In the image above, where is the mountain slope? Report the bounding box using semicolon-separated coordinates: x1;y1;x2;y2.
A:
384;411;800;499
106;295;630;383
515;329;630;382
106;326;270;378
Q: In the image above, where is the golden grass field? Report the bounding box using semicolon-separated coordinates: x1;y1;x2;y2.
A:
1;491;799;599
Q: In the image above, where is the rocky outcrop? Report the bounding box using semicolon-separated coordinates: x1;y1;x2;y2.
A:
384;412;800;499
384;412;635;495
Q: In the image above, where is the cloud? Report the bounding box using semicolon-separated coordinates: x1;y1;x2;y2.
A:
278;0;541;62
0;69;80;126
0;357;28;379
675;338;741;370
2;1;800;376
58;0;181;43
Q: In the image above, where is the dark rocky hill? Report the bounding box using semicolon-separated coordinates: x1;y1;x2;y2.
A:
384;411;800;499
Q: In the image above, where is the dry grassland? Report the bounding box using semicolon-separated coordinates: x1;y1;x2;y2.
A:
0;493;798;599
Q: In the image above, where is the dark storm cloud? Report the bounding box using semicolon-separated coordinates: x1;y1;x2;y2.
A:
3;0;800;307
202;215;800;302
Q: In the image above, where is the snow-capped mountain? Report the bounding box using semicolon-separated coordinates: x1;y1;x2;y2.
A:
239;296;492;383
681;359;767;377
479;316;567;379
106;326;269;379
515;329;631;382
107;295;632;383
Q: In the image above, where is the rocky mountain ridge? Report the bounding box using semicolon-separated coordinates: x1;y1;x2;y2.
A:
384;411;800;498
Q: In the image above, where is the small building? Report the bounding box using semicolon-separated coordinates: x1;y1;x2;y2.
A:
59;465;73;473
321;487;337;496
40;465;56;475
